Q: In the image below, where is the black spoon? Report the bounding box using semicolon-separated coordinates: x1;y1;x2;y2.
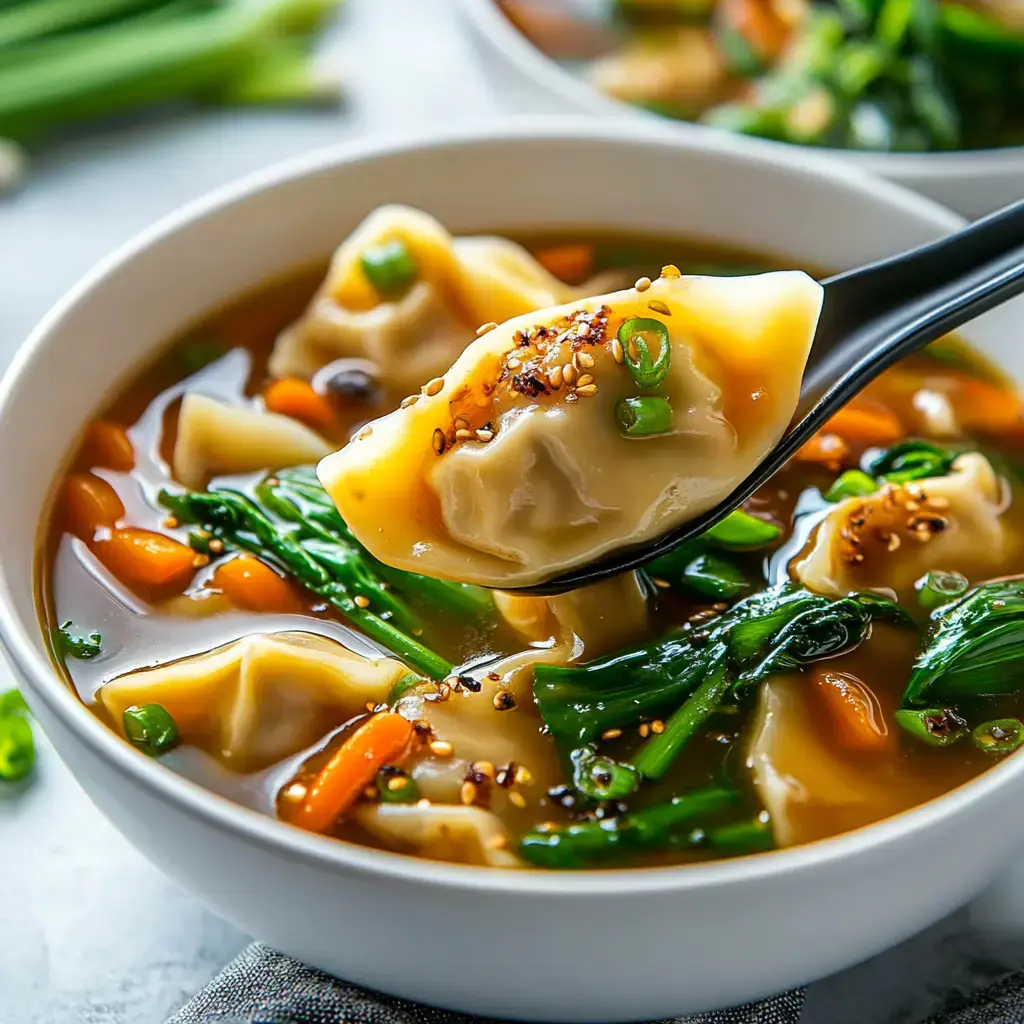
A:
523;197;1024;596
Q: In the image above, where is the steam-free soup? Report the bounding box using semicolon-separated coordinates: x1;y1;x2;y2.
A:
40;208;1024;869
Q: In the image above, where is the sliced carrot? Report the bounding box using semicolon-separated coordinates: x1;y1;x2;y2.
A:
947;375;1024;435
814;669;892;754
63;473;125;539
718;0;794;63
293;712;414;833
264;378;335;431
83;420;135;472
211;553;304;614
794;431;849;473
535;243;595;286
823;402;903;447
97;528;196;591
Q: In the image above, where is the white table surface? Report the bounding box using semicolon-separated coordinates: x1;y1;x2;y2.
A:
4;2;1024;1021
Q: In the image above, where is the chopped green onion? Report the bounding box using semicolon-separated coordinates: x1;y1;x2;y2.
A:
706;816;775;855
894;707;966;747
825;469;877;502
915;570;969;611
387;673;424;705
863;440;955;485
123;703;180;757
360;239;418;300
682;553;749;601
615;396;673;437
0;714;34;781
570;746;640;801
376;767;420;803
618;317;671;388
52;621;102;660
0;689;29;718
972;718;1024;755
703;509;782;550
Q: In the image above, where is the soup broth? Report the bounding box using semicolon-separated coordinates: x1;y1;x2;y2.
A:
40;212;1024;869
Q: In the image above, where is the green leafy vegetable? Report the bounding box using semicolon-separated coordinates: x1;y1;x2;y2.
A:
123;703;180;757
615;395;674;437
359;239;418;300
702;509;782;549
894;707;967;746
915;570;969;611
570;746;640;801
376;767;420;803
825;468;877;501
518;787;740;868
904;577;1024;705
0;688;33;782
705;816;776;855
618;317;671;388
972;718;1024;755
679;553;749;601
863;439;957;484
52;620;102;660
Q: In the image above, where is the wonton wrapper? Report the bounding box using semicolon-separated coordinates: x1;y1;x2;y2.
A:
97;632;407;771
320;271;822;586
354;804;520;868
795;453;1016;599
494;570;649;657
173;394;331;489
270;205;573;393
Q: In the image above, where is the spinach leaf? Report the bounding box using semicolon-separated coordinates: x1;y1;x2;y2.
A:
52;621;102;660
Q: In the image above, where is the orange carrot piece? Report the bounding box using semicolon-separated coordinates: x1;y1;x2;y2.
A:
264;378;335;431
814;669;892;753
794;431;850;472
949;375;1024;435
293;713;414;833
535;243;595;286
84;420;135;472
211;553;304;614
718;0;792;63
63;473;125;539
98;528;196;591
823;402;903;447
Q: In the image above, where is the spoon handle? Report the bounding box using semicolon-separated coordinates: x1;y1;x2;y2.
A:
799;198;1024;419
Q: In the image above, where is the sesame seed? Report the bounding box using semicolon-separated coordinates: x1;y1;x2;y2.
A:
487;833;508;851
475;428;495;442
423;377;445;396
515;765;532;785
363;785;378;800
887;533;901;552
509;791;527;809
610;338;625;364
387;776;409;792
400;394;419;409
638;723;650;738
563;362;576;385
576;374;595;388
576;384;598;397
493;690;516;711
928;496;950;510
578;352;595;368
647;299;671;316
281;782;307;803
661;264;682;278
507;358;522;372
356;425;373;440
163;516;179;529
432;428;446;454
650;720;665;735
453;415;469;430
472;760;496;779
416;798;432;809
461;780;477;806
208;539;224;554
192;554;210;568
455;428;473;441
547;365;563;390
476;321;498;336
354;594;370;608
601;728;622;741
635;276;652;292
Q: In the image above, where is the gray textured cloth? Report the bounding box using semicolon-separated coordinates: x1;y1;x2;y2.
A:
167;944;805;1024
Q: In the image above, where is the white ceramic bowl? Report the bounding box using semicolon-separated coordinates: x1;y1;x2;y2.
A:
4;122;1024;1022
459;0;1024;220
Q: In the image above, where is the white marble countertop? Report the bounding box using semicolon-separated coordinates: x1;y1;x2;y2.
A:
3;2;1024;1021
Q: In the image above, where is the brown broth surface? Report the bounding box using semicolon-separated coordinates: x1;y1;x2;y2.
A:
39;229;1024;868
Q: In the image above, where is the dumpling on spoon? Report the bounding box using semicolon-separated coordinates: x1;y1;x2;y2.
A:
318;269;823;587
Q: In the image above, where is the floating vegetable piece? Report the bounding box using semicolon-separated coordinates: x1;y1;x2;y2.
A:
681;553;749;600
894;707;967;747
570;746;641;800
616;396;674;437
825;469;877;502
705;816;776;856
123;703;180;757
972;718;1024;755
0;714;34;782
52;621;102;661
904;577;1024;705
619;317;672;387
360;239;419;300
863;439;957;484
915;570;969;611
703;509;782;549
376;766;421;804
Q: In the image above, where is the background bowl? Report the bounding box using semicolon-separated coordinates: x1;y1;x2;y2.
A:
4;123;1024;1022
458;0;1024;220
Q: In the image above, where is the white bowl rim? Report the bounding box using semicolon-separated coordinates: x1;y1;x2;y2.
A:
4;117;1023;898
457;0;1024;178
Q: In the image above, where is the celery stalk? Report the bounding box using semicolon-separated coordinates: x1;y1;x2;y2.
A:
215;38;341;106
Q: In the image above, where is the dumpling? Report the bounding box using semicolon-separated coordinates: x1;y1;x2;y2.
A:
97;632;409;771
269;205;573;394
494;571;649;657
795;453;1017;599
319;270;822;587
354;804;520;868
173;394;331;489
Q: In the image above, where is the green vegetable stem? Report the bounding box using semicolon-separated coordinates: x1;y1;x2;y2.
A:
0;688;34;782
123;703;180;756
